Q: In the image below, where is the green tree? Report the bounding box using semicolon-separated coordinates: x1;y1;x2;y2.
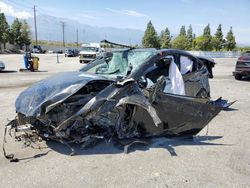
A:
0;13;10;50
193;35;206;50
214;24;224;51
202;24;213;51
10;18;22;48
171;35;189;50
179;25;186;36
20;20;31;49
142;21;160;48
187;24;193;50
160;27;172;48
171;25;188;50
225;26;236;51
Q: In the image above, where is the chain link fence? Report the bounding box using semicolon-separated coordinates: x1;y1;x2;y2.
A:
188;51;241;58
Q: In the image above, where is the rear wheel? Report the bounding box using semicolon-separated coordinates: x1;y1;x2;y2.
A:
235;74;242;80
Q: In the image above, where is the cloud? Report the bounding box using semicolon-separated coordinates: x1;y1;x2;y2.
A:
106;8;149;18
0;2;32;19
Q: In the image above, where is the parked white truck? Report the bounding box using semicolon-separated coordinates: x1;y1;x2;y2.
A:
79;43;102;63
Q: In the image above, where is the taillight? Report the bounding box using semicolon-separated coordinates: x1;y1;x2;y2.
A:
238;56;250;61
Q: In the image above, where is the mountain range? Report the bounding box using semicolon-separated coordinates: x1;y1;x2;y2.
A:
6;14;249;47
6;14;145;45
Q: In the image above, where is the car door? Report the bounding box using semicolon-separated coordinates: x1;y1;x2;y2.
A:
144;52;177;84
129;51;213;136
178;54;210;97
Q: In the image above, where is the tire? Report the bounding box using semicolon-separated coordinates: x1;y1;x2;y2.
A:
235;74;242;80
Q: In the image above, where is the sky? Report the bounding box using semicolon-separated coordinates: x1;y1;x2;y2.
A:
0;0;250;45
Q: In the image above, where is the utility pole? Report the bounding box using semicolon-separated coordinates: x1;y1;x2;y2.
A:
61;21;65;47
33;5;38;45
76;29;78;48
82;29;85;43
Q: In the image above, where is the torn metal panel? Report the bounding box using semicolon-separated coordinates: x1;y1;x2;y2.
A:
15;71;112;116
131;92;222;137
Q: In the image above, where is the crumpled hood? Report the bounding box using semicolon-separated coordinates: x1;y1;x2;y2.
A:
15;72;109;117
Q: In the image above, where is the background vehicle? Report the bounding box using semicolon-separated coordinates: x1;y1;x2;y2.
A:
65;48;79;57
56;49;63;54
32;45;46;54
233;51;250;80
79;43;102;63
0;61;5;71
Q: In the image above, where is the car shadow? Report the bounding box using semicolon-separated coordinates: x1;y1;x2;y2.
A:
0;70;18;73
19;69;48;73
45;135;227;157
34;70;48;73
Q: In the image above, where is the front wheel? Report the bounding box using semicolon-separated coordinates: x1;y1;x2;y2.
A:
235;74;242;80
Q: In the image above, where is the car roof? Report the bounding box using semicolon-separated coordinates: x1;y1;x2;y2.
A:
108;48;192;54
107;48;156;52
104;48;198;60
159;48;196;56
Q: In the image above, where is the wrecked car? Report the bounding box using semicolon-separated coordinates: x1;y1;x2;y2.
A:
4;48;233;157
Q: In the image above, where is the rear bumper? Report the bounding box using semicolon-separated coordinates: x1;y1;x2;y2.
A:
233;69;250;76
234;61;250;76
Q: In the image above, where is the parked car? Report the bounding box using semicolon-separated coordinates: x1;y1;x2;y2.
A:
56;49;63;54
233;51;250;80
65;48;79;57
47;50;55;54
0;61;5;71
32;45;46;54
6;48;233;156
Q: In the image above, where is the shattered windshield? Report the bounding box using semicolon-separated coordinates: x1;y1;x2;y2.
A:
82;50;156;78
81;47;98;52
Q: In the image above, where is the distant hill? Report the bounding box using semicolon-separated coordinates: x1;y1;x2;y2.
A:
6;14;144;45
